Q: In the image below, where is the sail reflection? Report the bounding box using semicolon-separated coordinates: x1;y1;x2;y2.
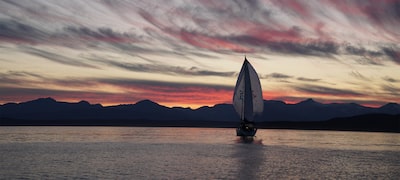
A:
234;139;266;179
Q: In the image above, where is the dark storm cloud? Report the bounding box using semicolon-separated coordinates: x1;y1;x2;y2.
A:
294;84;364;96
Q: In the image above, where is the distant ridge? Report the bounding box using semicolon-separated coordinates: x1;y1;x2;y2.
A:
0;97;399;132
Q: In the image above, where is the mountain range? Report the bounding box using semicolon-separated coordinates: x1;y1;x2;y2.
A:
1;97;399;132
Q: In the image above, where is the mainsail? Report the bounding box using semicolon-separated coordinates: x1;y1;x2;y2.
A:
233;57;263;122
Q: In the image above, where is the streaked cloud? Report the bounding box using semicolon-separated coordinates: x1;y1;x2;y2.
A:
296;77;321;82
294;84;364;97
381;84;400;97
262;73;293;79
349;71;369;81
0;0;399;107
382;47;400;65
382;76;399;83
91;56;235;77
20;47;98;68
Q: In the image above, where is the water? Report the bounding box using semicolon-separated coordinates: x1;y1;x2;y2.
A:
0;127;399;179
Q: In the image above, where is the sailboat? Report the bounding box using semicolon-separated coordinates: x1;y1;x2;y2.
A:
233;57;264;137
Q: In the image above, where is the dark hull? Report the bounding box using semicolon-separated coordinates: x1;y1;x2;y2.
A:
236;127;257;137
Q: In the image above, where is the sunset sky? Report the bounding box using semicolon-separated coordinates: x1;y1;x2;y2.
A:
1;0;399;108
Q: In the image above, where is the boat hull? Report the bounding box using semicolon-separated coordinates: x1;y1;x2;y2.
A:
236;127;257;137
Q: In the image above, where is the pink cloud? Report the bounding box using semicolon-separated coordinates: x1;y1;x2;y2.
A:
178;30;252;53
272;0;311;18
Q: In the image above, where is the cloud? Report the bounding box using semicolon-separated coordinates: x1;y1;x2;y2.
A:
272;0;312;18
345;45;383;57
342;44;400;66
382;76;399;83
1;0;400;107
262;72;293;79
0;19;47;44
0;70;45;87
349;71;369;81
99;78;232;92
20;47;98;68
328;0;400;40
381;84;400;97
0;70;97;89
0;75;235;107
382;47;400;65
5;70;44;79
2;1;398;61
264;40;339;56
344;45;384;65
0;18;153;54
296;77;321;82
63;26;138;43
294;84;364;97
263;74;323;83
177;30;251;53
97;77;234;106
93;57;235;77
0;86;117;105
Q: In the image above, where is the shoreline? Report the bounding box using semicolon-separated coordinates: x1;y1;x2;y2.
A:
1;121;398;133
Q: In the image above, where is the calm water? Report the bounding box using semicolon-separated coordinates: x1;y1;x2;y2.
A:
0;127;399;179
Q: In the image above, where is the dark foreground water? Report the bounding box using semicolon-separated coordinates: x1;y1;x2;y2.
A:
0;127;399;179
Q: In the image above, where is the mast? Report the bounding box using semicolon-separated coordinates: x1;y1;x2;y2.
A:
243;58;254;122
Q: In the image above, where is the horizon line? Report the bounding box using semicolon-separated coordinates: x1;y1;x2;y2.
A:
1;97;396;109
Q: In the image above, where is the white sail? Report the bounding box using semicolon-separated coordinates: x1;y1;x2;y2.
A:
233;58;263;122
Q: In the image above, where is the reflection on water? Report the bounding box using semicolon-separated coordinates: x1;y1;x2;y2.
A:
0;127;399;179
1;127;398;151
258;129;400;151
234;138;265;179
0;126;400;151
235;136;263;144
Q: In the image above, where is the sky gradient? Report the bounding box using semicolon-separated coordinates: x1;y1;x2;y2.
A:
1;0;399;108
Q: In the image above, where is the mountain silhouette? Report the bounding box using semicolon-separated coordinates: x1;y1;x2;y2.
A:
259;98;376;121
0;97;399;132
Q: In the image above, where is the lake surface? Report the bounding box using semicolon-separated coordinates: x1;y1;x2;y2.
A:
0;127;399;179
